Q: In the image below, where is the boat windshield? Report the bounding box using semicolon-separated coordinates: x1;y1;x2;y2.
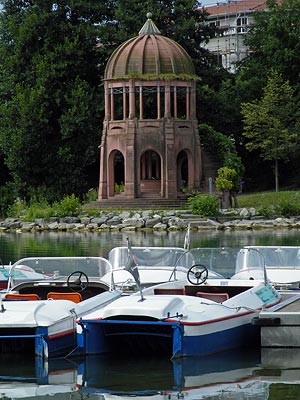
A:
6;256;113;291
175;247;242;278
235;246;300;273
108;247;187;269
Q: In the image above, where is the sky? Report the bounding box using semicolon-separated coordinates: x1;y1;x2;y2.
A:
200;0;225;6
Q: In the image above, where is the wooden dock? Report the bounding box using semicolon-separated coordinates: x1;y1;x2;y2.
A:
253;293;300;347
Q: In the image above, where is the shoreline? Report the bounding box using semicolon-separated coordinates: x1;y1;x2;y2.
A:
1;208;300;233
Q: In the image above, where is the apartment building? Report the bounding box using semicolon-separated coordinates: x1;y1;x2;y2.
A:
203;0;268;72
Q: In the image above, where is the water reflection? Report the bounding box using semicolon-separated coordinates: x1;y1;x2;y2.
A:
2;229;300;264
1;347;300;400
0;349;300;400
78;349;261;394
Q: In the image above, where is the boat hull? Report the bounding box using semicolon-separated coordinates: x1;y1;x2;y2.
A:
0;317;77;358
78;313;260;358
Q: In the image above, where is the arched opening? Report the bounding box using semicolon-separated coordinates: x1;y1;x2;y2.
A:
177;151;188;193
140;150;161;197
114;151;125;193
108;150;125;196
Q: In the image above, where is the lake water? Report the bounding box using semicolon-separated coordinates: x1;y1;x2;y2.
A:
2;228;300;264
1;228;300;399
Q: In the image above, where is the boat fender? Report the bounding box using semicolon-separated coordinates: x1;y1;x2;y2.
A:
252;316;281;326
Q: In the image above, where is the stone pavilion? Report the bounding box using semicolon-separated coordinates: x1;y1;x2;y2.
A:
98;14;202;201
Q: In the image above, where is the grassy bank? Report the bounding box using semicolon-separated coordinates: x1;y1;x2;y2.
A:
237;191;300;209
5;190;300;220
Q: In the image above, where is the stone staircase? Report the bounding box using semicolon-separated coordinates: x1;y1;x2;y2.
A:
86;197;189;210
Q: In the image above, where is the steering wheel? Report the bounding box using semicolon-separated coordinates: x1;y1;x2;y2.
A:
67;271;89;292
187;264;208;285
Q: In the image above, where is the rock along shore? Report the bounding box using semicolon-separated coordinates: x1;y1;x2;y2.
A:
1;208;300;233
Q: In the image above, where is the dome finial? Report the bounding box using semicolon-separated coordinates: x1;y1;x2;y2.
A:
139;13;161;35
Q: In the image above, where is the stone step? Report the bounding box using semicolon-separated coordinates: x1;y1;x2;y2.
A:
86;198;189;210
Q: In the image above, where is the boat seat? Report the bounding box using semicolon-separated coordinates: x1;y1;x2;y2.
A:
196;292;229;303
4;293;40;301
47;291;82;303
154;288;185;295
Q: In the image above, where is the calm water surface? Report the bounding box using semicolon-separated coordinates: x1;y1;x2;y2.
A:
2;228;300;264
1;229;300;399
0;348;299;400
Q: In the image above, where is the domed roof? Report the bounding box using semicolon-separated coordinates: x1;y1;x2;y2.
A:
105;14;195;79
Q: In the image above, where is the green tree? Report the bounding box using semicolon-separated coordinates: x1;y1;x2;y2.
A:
241;70;300;192
0;0;112;201
199;123;244;183
215;166;238;208
239;0;300;87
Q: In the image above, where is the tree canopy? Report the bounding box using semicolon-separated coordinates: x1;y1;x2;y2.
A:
241;70;300;192
0;0;110;201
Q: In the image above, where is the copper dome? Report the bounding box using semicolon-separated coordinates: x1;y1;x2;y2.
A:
104;15;195;79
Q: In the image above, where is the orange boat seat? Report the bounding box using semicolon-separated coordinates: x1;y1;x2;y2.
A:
196;291;229;303
5;293;40;301
47;292;82;303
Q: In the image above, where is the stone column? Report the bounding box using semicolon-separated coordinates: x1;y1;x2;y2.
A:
164;84;171;119
98;126;108;199
123;85;127;120
139;86;143;119
129;79;135;119
104;84;111;120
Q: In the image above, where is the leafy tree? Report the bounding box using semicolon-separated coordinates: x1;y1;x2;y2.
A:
241;70;300;192
215;166;238;208
199;123;244;180
0;0;113;201
239;0;300;88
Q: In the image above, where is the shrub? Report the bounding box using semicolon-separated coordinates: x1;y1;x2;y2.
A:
7;198;27;218
188;193;219;217
22;201;53;222
275;198;300;217
52;194;81;217
83;188;98;203
256;205;276;218
114;182;124;193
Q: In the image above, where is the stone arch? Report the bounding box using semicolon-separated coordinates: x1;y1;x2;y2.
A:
177;150;190;193
140;149;162;197
108;150;125;197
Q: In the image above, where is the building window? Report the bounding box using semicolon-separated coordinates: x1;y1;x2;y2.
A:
237;17;248;33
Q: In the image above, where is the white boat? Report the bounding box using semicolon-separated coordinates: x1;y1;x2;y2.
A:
0;262;48;290
76;247;282;358
107;245;187;290
0;256;122;359
105;245;225;291
232;246;300;287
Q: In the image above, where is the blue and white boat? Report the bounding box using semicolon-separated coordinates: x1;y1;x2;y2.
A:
76;248;282;358
0;256;122;359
